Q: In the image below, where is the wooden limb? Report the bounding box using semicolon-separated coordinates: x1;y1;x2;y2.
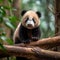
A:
15;36;60;49
0;45;60;60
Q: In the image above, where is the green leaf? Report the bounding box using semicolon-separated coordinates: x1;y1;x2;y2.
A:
0;43;6;52
8;0;13;3
0;18;3;23
9;16;18;28
3;17;15;30
5;21;15;29
9;16;17;23
3;6;11;10
0;36;14;45
0;36;7;41
6;38;14;45
0;0;3;3
1;32;6;36
0;6;6;16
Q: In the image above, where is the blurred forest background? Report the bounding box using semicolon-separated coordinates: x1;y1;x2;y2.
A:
0;0;55;60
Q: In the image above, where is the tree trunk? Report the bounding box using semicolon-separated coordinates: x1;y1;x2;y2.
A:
55;0;60;51
12;0;21;19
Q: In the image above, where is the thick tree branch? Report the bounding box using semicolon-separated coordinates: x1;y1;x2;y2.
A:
15;36;60;49
0;36;60;60
0;45;60;60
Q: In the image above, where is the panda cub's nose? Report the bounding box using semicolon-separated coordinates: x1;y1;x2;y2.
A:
27;24;32;27
26;20;34;27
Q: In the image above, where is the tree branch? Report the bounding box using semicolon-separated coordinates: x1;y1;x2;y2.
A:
0;36;60;60
15;36;60;49
0;45;60;60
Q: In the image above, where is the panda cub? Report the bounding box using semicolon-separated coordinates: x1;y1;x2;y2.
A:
13;10;41;44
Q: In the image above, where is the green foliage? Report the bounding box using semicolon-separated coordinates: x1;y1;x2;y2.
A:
9;16;18;28
0;43;6;52
3;17;15;30
0;0;3;3
0;0;18;46
8;0;13;3
0;2;17;59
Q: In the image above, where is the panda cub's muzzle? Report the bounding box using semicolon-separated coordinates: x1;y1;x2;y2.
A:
26;18;35;29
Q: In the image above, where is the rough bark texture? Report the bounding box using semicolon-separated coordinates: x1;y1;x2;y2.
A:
0;45;60;60
0;36;60;60
55;0;60;36
55;0;60;51
15;36;60;49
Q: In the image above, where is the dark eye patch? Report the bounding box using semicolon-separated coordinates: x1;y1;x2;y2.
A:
25;17;29;23
33;18;36;23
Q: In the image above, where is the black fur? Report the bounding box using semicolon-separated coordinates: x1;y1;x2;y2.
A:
21;10;41;18
15;24;41;44
36;11;41;17
21;10;27;16
15;24;41;60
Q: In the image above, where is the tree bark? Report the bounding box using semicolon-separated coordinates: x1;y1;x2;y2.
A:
0;36;60;60
15;36;60;49
0;45;60;60
55;0;60;36
55;0;60;51
12;0;21;19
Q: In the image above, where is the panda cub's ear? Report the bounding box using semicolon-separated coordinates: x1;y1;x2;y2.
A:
21;10;27;16
36;11;41;18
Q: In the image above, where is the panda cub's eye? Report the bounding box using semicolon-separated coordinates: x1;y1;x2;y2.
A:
33;18;36;23
25;17;29;23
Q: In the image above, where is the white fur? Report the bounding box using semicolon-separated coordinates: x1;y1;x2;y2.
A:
26;20;34;27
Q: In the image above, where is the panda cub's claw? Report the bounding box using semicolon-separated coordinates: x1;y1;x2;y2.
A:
32;37;39;41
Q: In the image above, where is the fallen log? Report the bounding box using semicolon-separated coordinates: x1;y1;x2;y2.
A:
15;36;60;49
0;45;60;60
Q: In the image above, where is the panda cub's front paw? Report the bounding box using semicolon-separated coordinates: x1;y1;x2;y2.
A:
32;37;39;41
23;40;31;44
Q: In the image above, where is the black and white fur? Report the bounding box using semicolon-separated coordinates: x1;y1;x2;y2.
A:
13;10;41;44
13;10;41;60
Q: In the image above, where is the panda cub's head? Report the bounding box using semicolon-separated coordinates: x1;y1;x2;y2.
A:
21;10;41;29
